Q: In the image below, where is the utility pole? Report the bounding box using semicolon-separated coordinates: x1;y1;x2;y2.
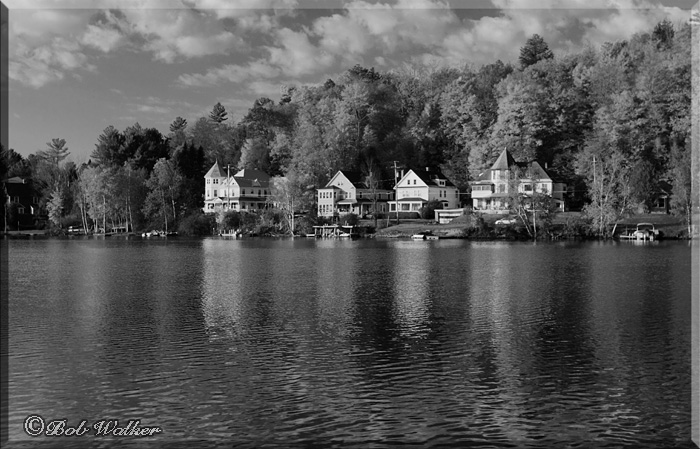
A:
226;164;231;211
392;161;401;225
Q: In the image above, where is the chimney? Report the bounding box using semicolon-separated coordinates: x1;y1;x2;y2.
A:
426;167;429;172
545;162;548;169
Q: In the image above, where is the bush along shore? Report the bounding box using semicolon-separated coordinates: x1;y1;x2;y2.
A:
4;210;693;241
372;212;693;241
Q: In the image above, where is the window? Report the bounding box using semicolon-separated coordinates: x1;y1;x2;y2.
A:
401;204;410;211
498;184;505;193
207;179;211;184
214;190;217;197
213;179;219;184
523;184;532;192
258;190;261;196
13;196;19;203
242;189;245;195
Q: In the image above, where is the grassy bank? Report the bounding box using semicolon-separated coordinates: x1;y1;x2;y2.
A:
373;212;690;240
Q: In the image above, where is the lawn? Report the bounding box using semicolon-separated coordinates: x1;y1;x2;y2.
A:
372;211;690;239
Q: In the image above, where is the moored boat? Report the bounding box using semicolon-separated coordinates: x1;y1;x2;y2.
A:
617;223;661;241
412;230;438;240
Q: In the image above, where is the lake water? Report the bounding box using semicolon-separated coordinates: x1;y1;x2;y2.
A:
4;237;695;448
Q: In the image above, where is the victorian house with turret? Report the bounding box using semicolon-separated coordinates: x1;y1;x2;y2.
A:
470;149;566;213
203;161;271;213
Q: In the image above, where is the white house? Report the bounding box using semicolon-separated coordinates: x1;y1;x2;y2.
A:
389;169;459;214
317;170;394;218
470;148;566;214
203;161;271;213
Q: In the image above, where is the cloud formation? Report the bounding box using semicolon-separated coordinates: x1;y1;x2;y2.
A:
8;0;690;90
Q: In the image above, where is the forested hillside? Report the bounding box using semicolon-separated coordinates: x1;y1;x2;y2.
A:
2;20;692;235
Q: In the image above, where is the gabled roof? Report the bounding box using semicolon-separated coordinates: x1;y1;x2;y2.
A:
472;149;556;183
491;148;517;170
234;177;269;188
525;161;552;181
400;169;456;188
204;161;226;178
325;170;393;190
338;170;364;186
234;168;271;182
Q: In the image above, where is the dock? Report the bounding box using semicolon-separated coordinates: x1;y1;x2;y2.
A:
312;225;364;238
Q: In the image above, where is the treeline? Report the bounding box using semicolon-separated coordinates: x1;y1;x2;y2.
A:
2;20;693;236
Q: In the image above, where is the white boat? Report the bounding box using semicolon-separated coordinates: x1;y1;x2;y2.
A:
618;223;661;241
412;231;438;240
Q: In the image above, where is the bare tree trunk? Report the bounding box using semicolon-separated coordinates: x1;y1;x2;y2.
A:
160;188;168;232
127;169;133;233
80;192;88;234
169;187;177;227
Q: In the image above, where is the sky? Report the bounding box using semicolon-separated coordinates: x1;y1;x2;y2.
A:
3;0;696;164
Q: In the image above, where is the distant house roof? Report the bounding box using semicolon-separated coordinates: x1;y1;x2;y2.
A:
491;149;517;170
204;161;226;178
396;197;428;202
338;171;365;186
235;178;269;188
472;149;556;183
407;169;456;188
325;170;394;191
234;168;271;182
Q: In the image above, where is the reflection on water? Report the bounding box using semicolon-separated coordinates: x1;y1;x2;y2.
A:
6;238;694;447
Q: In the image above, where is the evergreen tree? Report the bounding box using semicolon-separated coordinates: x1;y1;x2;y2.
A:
519;34;554;69
37;138;70;167
169;116;188;132
209;102;228;124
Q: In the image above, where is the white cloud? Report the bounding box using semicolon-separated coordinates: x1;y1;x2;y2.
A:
193;0;299;19
175;32;244;58
177;61;280;87
136;104;172;114
81;24;124;52
341;0;458;52
9;37;96;88
436;1;690;66
249;80;285;97
8;1;691;90
313;13;370;57
9;9;89;44
266;28;336;77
